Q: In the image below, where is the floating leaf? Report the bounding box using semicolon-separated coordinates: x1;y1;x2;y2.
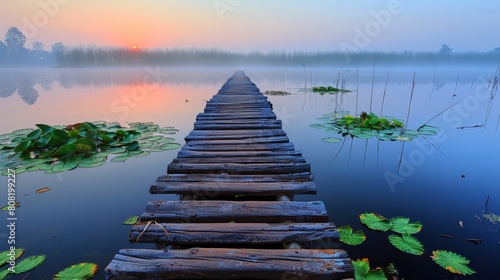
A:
157;143;181;151
359;213;392;231
12;255;46;274
26;129;42;140
51;161;78;172
14;140;31;153
1;202;20;211
35;187;51;194
108;147;127;154
36;124;53;133
352;258;386;280
51;129;69;142
390;217;423;234
322;137;342;144
78;159;106;168
388;234;424;255
54;262;98;280
110;154;132;163
338;225;366;246
122;216;139;225
0;268;9;280
431;250;476;275
0;248;24;267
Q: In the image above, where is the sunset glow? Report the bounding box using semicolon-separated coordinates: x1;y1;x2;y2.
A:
1;1;499;52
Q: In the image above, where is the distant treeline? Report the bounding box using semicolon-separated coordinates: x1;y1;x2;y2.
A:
2;26;500;68
52;47;500;68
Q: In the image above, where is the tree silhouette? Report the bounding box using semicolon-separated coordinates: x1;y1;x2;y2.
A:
439;44;453;54
5;27;27;56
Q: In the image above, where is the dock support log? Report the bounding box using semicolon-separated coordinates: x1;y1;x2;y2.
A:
105;70;354;279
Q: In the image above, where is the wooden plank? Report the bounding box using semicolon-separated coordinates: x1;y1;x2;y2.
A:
171;155;305;164
176;150;303;158
185;136;289;146
130;222;337;244
193;121;282;130
185;129;286;140
167;162;310;174
105;248;354;280
196;113;276;121
156;173;314;183
150;181;316;195
140;200;328;223
204;108;273;113
181;142;294;151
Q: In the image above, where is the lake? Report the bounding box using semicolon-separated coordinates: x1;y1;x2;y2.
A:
0;66;499;279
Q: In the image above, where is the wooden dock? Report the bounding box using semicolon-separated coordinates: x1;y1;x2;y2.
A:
105;71;354;279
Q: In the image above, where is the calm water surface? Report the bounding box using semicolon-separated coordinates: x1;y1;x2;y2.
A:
0;67;499;279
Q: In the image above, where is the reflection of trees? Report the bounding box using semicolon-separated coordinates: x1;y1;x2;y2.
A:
0;75;17;98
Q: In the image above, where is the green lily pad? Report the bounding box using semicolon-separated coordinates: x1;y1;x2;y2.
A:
1;202;20;211
122;216;139;225
390;217;423;234
359;212;392;231
54;262;98;280
108;147;127;154
388;234;424;255
12;255;46;274
322;137;343;144
0;248;24;266
14;140;31;153
0;268;9;280
35;124;53;133
431;250;476;275
51;161;78;172
352;258;386;280
110;154;132;163
157;143;181;151
129;150;151;157
338;225;366;246
78;160;106;168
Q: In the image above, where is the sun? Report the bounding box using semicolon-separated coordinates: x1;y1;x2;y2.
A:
131;45;139;51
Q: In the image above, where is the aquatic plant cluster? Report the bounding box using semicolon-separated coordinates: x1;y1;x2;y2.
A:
311;111;440;143
0;121;180;175
338;213;476;277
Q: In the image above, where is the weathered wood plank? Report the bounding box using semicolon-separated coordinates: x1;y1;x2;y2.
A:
185;136;289;146
176;149;303;158
196;113;276;121
130;222;337;244
156;173;314;183
171;155;305;164
150;181;316;195
141;200;329;223
204;108;274;113
167;162;311;174
105;248;354;280
185;129;286;141
193;121;281;130
181;142;294;151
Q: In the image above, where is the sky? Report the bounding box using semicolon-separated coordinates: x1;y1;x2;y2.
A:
0;0;499;53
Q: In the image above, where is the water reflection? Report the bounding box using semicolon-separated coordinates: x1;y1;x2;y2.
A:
0;67;497;105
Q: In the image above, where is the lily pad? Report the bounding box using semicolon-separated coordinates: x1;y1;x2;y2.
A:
122;216;139;225
1;202;20;211
352;258;386;280
110;154;132;163
157;143;182;150
322;137;342;144
338;225;366;246
359;212;392;231
0;248;24;266
54;262;98;280
431;250;476;275
388;234;424;255
390;217;423;234
51;161;78;172
12;255;46;274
